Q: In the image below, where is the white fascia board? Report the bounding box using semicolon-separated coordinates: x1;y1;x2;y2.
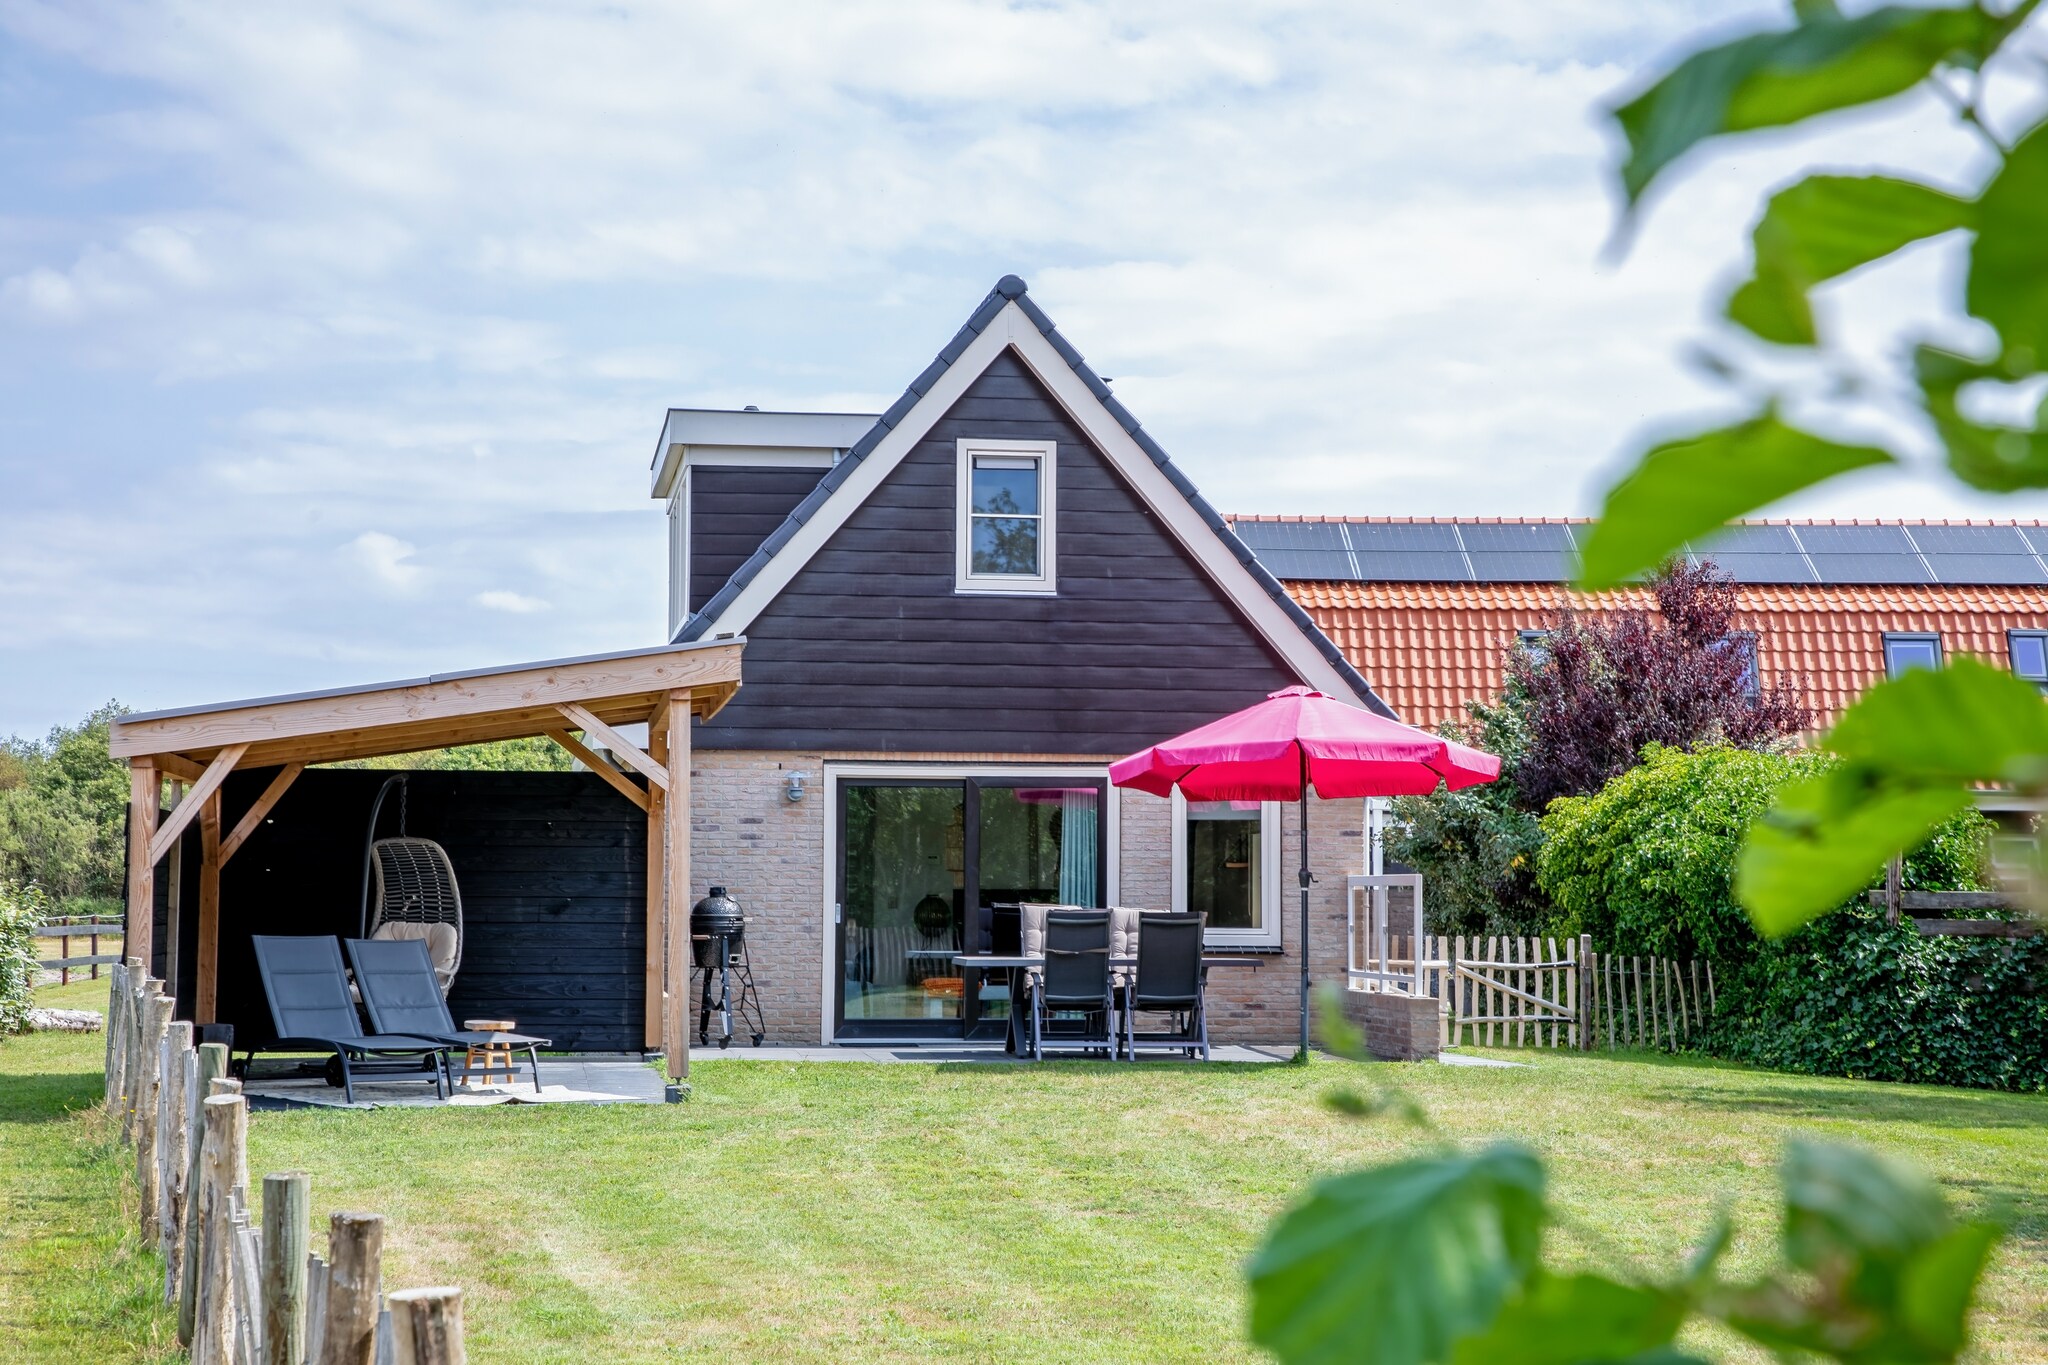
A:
698;301;1357;700
650;409;877;497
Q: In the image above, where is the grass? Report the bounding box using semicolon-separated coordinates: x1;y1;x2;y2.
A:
4;975;2045;1363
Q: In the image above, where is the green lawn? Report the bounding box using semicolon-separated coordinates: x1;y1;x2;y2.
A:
5;975;2045;1363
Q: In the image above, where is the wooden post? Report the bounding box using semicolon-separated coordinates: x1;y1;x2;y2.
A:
165;784;184;1009
1705;959;1717;1012
319;1211;385;1365
120;968;150;1144
662;692;692;1083
1691;961;1706;1030
127;762;159;975
1450;937;1463;1047
1578;935;1593;1051
1884;855;1902;926
304;1252;331;1365
262;1172;311;1365
1630;957;1643;1047
157;1020;194;1275
196;1093;248;1365
388;1287;465;1365
137;992;175;1243
645;724;667;1051
197;791;223;1024
105;963;128;1107
180;1041;230;1345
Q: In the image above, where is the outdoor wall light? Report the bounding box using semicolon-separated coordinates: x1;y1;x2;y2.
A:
784;771;808;803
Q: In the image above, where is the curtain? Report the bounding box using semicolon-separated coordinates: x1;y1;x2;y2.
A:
1058;789;1099;906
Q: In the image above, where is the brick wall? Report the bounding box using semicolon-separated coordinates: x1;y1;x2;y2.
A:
687;749;1365;1046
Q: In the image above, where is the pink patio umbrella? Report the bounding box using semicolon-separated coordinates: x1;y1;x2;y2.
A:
1109;685;1501;1058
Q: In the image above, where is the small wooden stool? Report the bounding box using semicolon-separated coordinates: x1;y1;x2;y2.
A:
462;1019;518;1087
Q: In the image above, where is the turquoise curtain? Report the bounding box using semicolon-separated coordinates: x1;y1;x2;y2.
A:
1058;789;1100;906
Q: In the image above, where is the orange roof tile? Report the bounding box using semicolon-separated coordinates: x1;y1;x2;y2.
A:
1285;580;2048;732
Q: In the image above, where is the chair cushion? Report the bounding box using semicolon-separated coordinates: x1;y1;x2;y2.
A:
1108;907;1145;986
373;920;458;978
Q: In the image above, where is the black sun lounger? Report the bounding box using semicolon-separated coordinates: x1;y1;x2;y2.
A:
249;935;449;1103
345;936;549;1093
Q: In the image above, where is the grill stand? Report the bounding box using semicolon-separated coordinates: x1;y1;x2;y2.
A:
694;934;765;1049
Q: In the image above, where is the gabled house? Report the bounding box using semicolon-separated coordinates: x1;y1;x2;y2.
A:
653;276;1384;1044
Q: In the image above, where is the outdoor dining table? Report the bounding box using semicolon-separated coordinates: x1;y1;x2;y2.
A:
951;953;1261;1056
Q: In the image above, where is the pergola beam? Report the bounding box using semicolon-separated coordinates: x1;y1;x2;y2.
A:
556;704;669;792
546;730;649;812
148;744;247;866
662;691;692;1082
220;763;305;865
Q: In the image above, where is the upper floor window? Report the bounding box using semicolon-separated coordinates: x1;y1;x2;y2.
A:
1883;632;1943;678
1516;628;1552;667
956;439;1056;594
1715;632;1760;699
2009;630;2048;692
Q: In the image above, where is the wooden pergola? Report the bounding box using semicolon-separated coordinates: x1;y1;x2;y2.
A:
107;639;743;1081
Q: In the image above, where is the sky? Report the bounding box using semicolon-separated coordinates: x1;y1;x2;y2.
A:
4;0;2047;739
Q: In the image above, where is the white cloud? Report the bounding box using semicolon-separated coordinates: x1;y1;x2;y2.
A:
347;531;422;592
474;589;548;614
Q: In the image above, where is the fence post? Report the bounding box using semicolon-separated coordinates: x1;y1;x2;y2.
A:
304;1252;330;1365
136;991;175;1243
181;1041;231;1343
196;1092;248;1365
158;1020;194;1282
320;1211;386;1365
263;1173;312;1365
1577;936;1592;1050
104;964;126;1107
387;1287;465;1365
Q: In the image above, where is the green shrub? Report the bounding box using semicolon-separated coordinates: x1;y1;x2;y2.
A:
0;878;46;1035
1708;906;2047;1092
1536;744;1990;962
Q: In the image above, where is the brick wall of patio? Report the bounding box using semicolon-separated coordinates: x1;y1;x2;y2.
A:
686;748;1365;1046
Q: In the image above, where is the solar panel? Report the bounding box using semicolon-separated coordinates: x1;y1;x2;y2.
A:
1467;551;1577;582
1252;548;1357;580
1794;524;1916;554
1343;522;1464;552
1352;551;1472;582
1690;524;1802;556
1921;554;2048;584
1697;554;1819;584
1233;521;1348;552
1907;524;2048;584
1905;524;2031;554
1454;522;1575;552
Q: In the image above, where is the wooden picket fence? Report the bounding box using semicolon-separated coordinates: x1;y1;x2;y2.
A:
103;959;467;1364
1361;935;1716;1052
35;914;123;982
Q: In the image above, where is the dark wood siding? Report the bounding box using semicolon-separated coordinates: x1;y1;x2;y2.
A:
165;768;646;1052
690;466;826;613
699;347;1303;753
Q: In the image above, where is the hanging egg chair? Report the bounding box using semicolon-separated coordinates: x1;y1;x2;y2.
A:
359;775;463;994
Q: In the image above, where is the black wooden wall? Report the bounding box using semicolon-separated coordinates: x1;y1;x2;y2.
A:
696;347;1304;753
690;466;826;614
151;768;647;1053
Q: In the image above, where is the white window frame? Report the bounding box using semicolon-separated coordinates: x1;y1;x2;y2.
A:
955;438;1057;595
666;471;690;638
1883;631;1943;679
1170;789;1283;948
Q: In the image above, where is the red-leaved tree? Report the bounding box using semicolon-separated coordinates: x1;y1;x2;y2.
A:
1510;560;1809;808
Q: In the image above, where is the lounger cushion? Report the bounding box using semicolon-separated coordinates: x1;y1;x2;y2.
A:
372;920;457;978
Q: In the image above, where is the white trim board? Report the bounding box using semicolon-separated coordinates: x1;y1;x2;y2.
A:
695;301;1360;701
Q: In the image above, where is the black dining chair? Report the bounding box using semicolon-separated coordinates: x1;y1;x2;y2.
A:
1123;912;1209;1062
1031;910;1113;1060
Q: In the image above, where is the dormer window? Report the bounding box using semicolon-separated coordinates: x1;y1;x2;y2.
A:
956;438;1056;594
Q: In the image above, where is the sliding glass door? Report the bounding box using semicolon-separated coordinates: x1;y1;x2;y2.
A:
835;774;1105;1039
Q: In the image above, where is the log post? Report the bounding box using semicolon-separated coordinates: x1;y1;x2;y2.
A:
137;991;175;1243
127;761;159;976
262;1172;311;1365
662;692;692;1082
1578;935;1593;1051
304;1252;330;1365
319;1212;385;1365
196;1093;248;1365
645;724;667;1052
180;1041;231;1345
157;1020;194;1278
105;963;127;1106
388;1287;466;1365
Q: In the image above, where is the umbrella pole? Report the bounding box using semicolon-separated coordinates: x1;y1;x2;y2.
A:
1298;750;1311;1061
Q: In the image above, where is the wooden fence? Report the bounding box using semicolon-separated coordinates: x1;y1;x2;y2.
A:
104;960;467;1364
1359;935;1715;1052
36;914;123;982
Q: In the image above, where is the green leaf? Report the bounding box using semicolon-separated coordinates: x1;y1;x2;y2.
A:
1898;1221;2002;1356
1781;1139;1951;1276
1577;412;1893;591
1611;5;2003;205
1737;660;2048;934
1916;344;2048;491
1729;175;1974;345
1449;1273;1689;1365
1247;1144;1546;1365
1967;116;2048;370
1737;767;1971;936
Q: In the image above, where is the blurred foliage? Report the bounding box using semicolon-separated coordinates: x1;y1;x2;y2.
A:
324;737;573;772
0;878;45;1034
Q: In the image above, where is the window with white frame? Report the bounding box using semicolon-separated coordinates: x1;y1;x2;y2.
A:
1172;791;1282;946
956;438;1056;593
